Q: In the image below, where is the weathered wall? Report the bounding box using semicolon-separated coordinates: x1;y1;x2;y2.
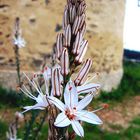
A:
0;0;125;91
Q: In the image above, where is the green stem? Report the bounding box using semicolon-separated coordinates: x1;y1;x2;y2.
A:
14;46;21;85
23;111;39;140
33;110;48;140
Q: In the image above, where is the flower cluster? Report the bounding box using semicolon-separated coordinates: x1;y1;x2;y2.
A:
20;0;103;138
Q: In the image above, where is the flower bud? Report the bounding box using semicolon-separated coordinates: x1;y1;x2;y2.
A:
15;112;24;122
63;7;69;30
74;59;92;86
64;24;71;47
77;1;86;15
69;5;76;23
42;66;52;81
75;40;88;64
61;48;69;76
72;31;83;55
56;33;63;58
51;68;62;96
72;16;81;35
81;22;86;36
79;14;86;30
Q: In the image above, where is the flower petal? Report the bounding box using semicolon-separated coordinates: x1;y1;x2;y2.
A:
48;96;65;112
64;80;78;108
77;110;102;125
76;94;93;110
71;120;84;137
54;112;71;127
23;104;45;113
77;83;100;94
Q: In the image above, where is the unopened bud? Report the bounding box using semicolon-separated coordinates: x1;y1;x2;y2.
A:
74;59;92;86
72;16;81;35
75;40;88;64
81;22;86;37
61;48;69;76
15;112;24;122
79;14;86;30
63;7;69;30
64;24;71;47
72;31;83;55
69;5;76;23
77;1;86;15
56;33;63;58
51;68;62;96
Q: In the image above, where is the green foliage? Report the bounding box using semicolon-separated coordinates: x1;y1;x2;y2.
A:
99;61;140;102
0;86;31;108
0;120;8;140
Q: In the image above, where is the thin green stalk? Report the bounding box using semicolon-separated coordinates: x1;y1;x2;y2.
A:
33;109;48;140
23;111;39;140
14;45;21;85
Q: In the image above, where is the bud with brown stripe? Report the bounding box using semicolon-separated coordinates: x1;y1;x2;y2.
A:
75;40;88;64
56;33;63;58
74;59;92;86
51;68;62;96
60;48;69;76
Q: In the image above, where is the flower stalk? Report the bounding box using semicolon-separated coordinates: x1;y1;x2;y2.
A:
18;0;104;139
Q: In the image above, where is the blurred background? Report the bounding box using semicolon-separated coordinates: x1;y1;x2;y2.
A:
0;0;140;140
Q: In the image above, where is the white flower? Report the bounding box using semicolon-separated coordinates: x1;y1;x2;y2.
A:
13;36;26;48
49;81;102;137
20;73;49;113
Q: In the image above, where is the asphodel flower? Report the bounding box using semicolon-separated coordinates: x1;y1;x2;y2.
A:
49;80;102;137
20;73;49;113
13;36;26;48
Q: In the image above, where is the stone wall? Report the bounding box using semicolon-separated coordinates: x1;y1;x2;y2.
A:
0;0;125;91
